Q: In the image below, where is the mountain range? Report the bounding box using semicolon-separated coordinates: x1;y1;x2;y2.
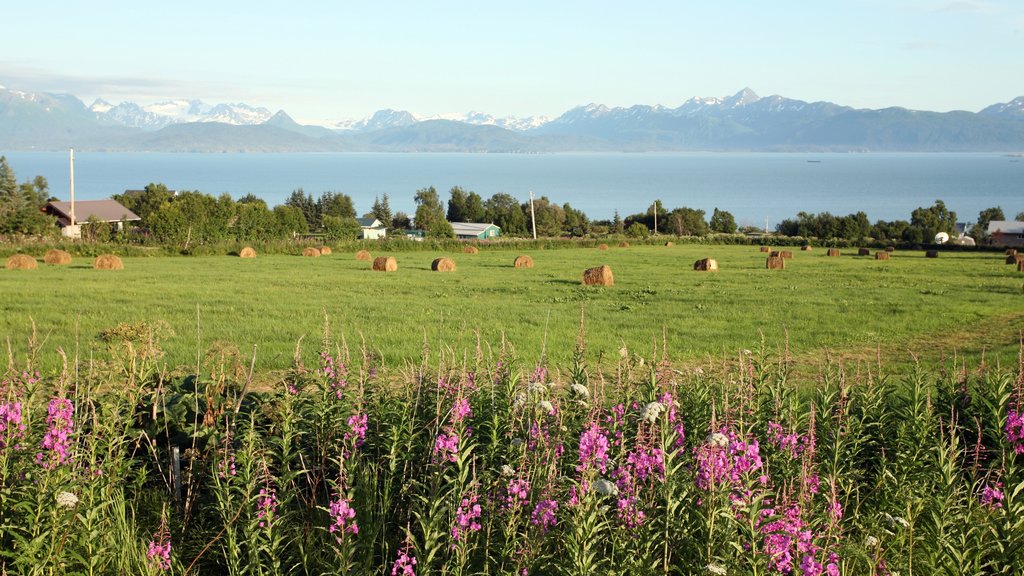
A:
1;85;1022;153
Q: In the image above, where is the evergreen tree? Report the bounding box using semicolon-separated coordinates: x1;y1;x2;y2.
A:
709;208;738;234
447;186;469;222
612;210;624;234
464;191;486;222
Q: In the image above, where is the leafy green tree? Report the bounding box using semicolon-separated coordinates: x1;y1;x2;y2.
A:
871;219;910;242
525;196;565;237
709;208;737;234
273;205;309;236
910;199;957;242
447;186;469;222
1016;212;1024;221
664;207;709;236
148;191;235;248
562;203;590;237
483;193;527;236
463;191;485;222
234;200;278;242
0;158;56;235
285;188;317;230
414;186;453;237
391;211;412;230
114;183;174;223
626;222;650;239
321;215;362;241
971;206;1005;243
317;192;356;221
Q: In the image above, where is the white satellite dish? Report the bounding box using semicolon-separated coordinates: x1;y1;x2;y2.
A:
934;232;949;244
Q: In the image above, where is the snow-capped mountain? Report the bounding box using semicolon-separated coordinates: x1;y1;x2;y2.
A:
89;98;273;130
332;109;549;132
980;97;1024;117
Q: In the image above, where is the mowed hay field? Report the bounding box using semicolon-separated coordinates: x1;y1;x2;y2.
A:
1;244;1021;373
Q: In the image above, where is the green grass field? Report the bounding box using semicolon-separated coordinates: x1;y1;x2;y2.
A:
2;244;1021;375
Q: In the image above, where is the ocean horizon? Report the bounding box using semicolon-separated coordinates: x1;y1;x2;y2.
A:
4;151;1021;228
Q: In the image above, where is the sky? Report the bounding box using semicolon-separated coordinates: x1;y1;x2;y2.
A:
2;0;1022;124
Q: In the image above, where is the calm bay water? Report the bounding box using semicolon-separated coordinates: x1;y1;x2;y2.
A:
4;151;1022;227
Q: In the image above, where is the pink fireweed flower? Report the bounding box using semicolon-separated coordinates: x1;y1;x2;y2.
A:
1005;409;1024;455
36;397;74;469
767;421;807;459
321;353;348;399
505;478;531;509
452;397;472;423
147;516;172;572
328;494;358;542
451;494;482;542
626;446;666;483
695;428;763;491
257;487;278;529
981;482;1005;509
578;422;610;473
0;399;26;450
345;413;368;448
530;498;558;532
827;498;843;521
391;545;418;576
434;431;459;463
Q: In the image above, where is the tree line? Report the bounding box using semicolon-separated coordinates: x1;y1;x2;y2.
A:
2;155;1022;246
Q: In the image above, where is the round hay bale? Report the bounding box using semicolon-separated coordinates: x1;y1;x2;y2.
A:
355;250;372;262
693;258;718;272
597;244;609;251
759;246;771;253
431;257;456;272
44;249;72;265
463;246;479;254
925;250;939;258
617;241;630;248
239;246;257;258
875;251;891;260
766;256;785;270
302;247;321;258
826;248;841;257
885;246;895;252
582;265;614;286
319;246;333;255
93;254;123;270
801;245;812;251
858;248;870;256
664;241;674;247
513;255;534;268
5;254;37;270
372;256;398;272
780;250;794;259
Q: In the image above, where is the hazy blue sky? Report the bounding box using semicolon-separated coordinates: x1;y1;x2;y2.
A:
2;0;1022;123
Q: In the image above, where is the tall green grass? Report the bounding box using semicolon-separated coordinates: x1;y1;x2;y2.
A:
2;325;1023;574
1;245;1021;375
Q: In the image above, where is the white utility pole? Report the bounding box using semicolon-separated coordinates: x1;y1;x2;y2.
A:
69;148;76;227
529;191;537;240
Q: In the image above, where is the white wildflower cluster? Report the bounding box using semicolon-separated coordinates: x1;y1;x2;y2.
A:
528;382;548;395
501;464;516;477
706;432;730;448
55;491;79;509
569;383;590;399
641;401;665;424
865;535;879;548
593;479;619;497
706;563;728;576
536;400;554;414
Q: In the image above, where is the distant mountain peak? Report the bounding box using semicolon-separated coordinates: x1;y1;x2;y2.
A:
723;87;761;108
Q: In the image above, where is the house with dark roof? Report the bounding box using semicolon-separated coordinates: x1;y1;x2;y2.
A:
356;217;387;240
987;220;1024;248
44;199;141;236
